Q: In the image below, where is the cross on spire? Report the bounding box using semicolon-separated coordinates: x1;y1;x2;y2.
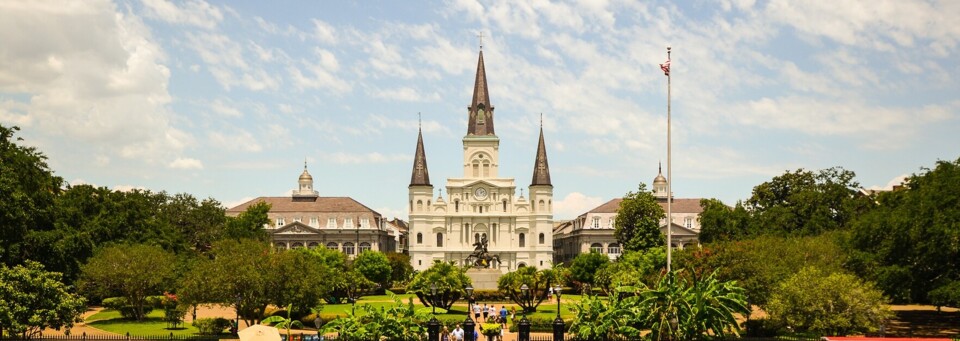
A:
477;31;484;50
418;112;421;132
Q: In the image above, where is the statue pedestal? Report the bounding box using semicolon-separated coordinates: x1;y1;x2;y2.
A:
466;268;502;290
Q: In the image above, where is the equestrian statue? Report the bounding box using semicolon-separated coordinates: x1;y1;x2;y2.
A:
464;234;500;268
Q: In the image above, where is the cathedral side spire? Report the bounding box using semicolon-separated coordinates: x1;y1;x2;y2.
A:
409;129;431;186
467;50;495;136
531;123;552;186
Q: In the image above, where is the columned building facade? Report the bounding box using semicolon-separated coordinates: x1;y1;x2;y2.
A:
408;50;555;273
227;164;396;258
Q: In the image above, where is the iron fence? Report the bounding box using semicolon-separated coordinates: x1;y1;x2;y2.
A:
1;332;217;341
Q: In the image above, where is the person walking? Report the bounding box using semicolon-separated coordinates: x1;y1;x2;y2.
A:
441;326;450;341
473;303;481;321
452;324;464;341
499;306;507;328
482;304;489;322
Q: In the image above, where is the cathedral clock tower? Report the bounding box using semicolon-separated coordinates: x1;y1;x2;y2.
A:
408;49;555;273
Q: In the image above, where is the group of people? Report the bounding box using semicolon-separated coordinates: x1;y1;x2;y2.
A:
470;302;514;325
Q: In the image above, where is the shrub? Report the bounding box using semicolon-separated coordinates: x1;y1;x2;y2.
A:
192;317;232;335
145;295;165;309
300;313;322;328
929;281;960;311
102;297;127;310
118;305;153;320
467;289;509;302
390;287;407;295
744;318;780;337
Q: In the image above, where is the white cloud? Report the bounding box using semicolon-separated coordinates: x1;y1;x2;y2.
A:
370;87;440;102
209;98;242;117
168;157;204;170
866;174;909;191
223;196;255;209
311;19;338;43
208;130;262;152
325;152;408;165
113;184;148;192
0;0;192;165
289;48;350;93
553;192;604;219
366;114;451;135
185;32;279;91
140;0;223;29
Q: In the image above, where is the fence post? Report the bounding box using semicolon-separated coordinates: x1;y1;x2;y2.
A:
428;317;441;341
552;316;565;341
463;316;476;341
518;316;530;341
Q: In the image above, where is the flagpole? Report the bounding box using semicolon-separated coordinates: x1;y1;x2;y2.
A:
666;46;672;273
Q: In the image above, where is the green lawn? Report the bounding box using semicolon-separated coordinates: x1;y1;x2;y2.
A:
87;309;200;336
321;295;577;320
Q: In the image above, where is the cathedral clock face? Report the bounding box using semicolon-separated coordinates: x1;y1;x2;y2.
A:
474;187;487;200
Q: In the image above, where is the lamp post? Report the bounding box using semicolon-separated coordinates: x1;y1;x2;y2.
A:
464;285;476;341
427;283;441;341
349;284;357;315
552;285;564;341
430;283;438;315
518;284;531;341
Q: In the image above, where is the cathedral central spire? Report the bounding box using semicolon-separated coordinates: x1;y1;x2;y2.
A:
467;51;495;136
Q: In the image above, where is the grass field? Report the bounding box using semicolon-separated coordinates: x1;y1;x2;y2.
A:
87;309;200;336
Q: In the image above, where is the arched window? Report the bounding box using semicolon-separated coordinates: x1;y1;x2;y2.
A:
417;200;423;211
291;242;304;249
275;242;287;249
455;200;460;212
519;233;526;247
436;233;443;247
539;200;545;211
479;206;483;213
590;243;603;253
502;200;507;211
359;242;371;253
343;242;355;255
416;233;423;244
326;242;338;250
539;233;545;244
608;243;621;255
308;242;319;249
518;263;526;268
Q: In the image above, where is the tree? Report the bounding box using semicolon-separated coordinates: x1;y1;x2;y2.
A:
594;248;665;295
224;201;270;241
497;266;562;313
632;270;749;340
407;260;470;310
568;252;610;289
354;251;392;290
386;252;414;287
697;199;751;243
766;267;892;336
294;247;354;304
928;281;960;311
0;125;62;267
268;250;332;317
0;261;86;339
78;244;177;321
846;157;960;303
178;239;275;326
614;183;665;252
746;167;867;236
160;193;226;253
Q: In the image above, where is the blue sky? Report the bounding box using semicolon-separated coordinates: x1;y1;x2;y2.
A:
1;0;958;219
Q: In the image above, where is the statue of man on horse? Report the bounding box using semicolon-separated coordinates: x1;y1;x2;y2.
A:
465;234;500;268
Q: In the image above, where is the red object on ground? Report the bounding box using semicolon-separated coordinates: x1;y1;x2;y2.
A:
822;336;951;341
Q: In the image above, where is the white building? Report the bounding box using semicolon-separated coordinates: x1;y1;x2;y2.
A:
407;50;555;273
553;166;703;263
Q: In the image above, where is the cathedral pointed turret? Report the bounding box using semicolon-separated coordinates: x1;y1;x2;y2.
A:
531;124;552;186
467;51;495;136
409;128;431;186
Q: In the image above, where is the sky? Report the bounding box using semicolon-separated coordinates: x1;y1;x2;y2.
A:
1;0;958;220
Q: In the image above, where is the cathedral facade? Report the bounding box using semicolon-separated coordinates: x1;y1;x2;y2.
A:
407;50;554;273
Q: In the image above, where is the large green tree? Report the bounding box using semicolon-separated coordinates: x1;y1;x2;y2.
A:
0;261;86;339
676;233;847;306
224;201;270;241
594;248;665;295
614;183;665;252
0;125;62;267
78;244;177;320
568;252;610;289
407;261;470;310
697;199;751;243
354;251;392;290
746;167;867;236
766;267;892;336
386;252;414;287
178;239;274;326
497;266;562;313
846;157;960;303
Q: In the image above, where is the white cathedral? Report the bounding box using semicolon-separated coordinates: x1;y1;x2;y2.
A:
407;50;554;273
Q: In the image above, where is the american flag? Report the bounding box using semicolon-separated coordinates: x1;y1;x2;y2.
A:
660;59;670;76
